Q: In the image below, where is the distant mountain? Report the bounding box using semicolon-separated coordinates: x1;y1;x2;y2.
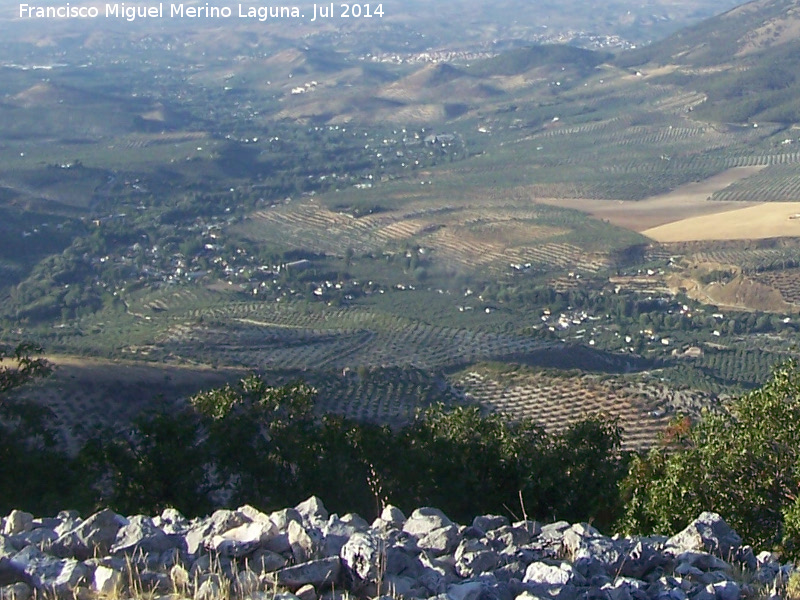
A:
468;45;610;77
376;64;495;104
272;42;611;124
619;0;800;67
616;0;800;123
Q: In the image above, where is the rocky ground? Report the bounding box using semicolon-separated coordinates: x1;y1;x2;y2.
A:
0;498;795;600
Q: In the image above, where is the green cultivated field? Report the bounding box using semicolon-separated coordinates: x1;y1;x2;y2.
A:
6;4;800;451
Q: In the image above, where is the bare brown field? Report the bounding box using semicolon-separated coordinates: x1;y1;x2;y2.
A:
627;64;679;80
644;202;800;242
43;354;243;380
121;132;208;147
531;166;765;232
488;73;545;92
736;14;800;56
12;83;93;108
667;272;793;312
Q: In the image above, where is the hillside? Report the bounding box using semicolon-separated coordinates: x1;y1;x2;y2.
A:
618;0;800;67
616;0;800;123
9;0;800;481
467;44;610;77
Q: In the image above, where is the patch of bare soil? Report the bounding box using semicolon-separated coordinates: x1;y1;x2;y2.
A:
643;202;800;242
667;273;793;313
531;167;765;231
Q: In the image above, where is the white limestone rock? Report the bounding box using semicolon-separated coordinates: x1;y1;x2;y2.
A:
403;508;453;537
92;565;121;595
2;513;32;537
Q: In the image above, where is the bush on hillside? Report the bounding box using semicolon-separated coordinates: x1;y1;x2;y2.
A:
0;345;627;531
76;375;627;527
618;359;800;555
0;344;78;515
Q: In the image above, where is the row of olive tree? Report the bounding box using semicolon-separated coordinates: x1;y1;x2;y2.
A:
10;342;800;556
619;359;800;556
0;345;627;529
76;375;628;528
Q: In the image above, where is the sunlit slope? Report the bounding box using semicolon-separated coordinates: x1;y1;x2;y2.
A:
616;0;800;123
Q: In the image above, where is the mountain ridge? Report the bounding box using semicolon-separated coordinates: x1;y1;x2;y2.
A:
613;0;800;124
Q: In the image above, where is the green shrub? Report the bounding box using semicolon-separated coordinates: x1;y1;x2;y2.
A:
2;351;629;526
0;343;79;515
618;360;800;554
77;378;627;526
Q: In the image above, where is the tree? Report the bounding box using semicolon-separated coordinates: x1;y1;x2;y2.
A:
189;375;319;509
547;418;627;528
78;409;212;515
77;375;321;515
0;343;52;396
0;344;77;514
387;406;626;529
391;405;540;522
618;359;800;554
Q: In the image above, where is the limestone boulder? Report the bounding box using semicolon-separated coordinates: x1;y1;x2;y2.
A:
665;512;742;558
52;508;125;560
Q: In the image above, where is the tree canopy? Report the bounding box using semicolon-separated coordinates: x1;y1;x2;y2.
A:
619;359;800;555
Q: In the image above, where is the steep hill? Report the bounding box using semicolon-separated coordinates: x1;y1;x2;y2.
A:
616;0;800;123
376;63;500;105
468;44;610;77
618;0;800;67
272;43;610;124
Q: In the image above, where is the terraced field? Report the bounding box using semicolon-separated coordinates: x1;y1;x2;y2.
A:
311;367;461;426
11;344;665;453
133;286;226;315
485;106;787;200
6;356;243;452
156;313;560;371
117;132;209;150
238;200;611;273
711;163;800;202
450;368;714;451
753;268;800;304
691;346;789;388
682;241;800;273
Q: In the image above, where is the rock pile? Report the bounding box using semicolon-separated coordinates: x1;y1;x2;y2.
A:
0;500;795;600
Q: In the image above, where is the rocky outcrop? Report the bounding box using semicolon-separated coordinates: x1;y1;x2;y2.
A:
0;501;794;600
